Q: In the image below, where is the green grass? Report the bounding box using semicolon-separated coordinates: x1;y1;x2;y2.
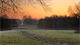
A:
1;36;45;45
23;30;80;45
18;25;37;29
0;30;61;45
0;25;80;45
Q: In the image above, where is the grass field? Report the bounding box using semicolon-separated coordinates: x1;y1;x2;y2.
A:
23;30;80;44
0;25;80;45
0;30;46;45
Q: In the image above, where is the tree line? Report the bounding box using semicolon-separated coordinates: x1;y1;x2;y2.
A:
37;15;79;32
0;16;22;31
23;16;38;25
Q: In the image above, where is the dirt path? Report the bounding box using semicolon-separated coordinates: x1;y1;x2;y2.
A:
20;31;69;45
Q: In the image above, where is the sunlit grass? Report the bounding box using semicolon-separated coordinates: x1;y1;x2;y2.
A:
0;30;61;45
0;26;80;45
19;25;80;45
24;30;80;44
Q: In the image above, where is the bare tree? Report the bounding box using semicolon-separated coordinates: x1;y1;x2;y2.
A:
68;2;80;33
1;14;8;19
23;15;27;20
68;2;80;18
0;0;51;17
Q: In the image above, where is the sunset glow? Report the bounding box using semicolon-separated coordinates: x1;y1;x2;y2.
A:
7;0;80;20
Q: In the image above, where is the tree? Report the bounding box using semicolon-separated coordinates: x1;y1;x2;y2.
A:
0;0;51;17
1;17;13;30
23;15;27;20
0;0;52;30
1;14;8;19
16;19;22;25
68;2;80;18
68;2;80;33
12;19;19;27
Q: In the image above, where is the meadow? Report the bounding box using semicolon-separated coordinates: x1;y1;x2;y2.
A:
0;30;46;45
23;30;80;44
0;25;80;45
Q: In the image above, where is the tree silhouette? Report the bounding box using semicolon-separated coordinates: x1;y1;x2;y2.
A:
1;14;8;19
23;15;27;20
68;2;80;18
0;0;51;16
68;2;80;33
0;0;52;30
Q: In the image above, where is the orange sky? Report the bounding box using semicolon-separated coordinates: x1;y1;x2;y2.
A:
12;0;80;20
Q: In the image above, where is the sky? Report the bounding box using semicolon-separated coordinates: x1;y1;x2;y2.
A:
16;0;80;19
